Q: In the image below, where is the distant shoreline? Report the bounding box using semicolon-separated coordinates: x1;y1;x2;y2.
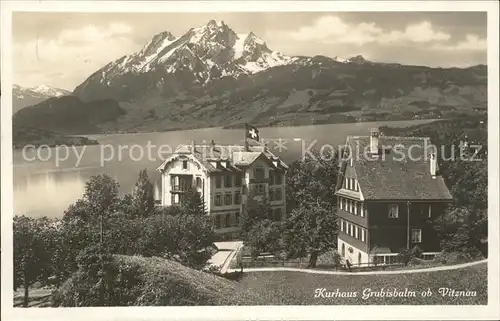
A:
12;126;99;150
83;118;447;138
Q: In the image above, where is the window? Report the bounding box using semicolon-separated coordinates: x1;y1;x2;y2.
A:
269;170;275;185
214;215;221;229
254;167;265;180
354;179;358;191
274;188;282;201
389;204;399;218
349;200;353;213
275;173;282;185
182;161;188;169
347;178;351;190
195;177;202;189
428;204;432;218
344;178;348;189
254;184;265;195
355;226;359;239
412;229;422;243
215;193;222;206
235;174;242;187
224;175;232;188
224;192;232;205
215;176;222;189
340;219;344;232
354;201;358;215
225;214;231;228
361;229;366;242
234;191;241;204
235;212;240;226
360;204;365;217
274;208;283;221
339;197;343;210
269;188;274;201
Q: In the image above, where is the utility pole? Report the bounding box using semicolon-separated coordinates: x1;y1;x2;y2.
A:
244;123;249;151
99;211;105;306
406;201;410;250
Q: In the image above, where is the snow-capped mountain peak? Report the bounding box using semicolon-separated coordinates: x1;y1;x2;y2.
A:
31;84;69;97
333;55;369;64
13;84;70;99
12;84;71;113
80;19;298;90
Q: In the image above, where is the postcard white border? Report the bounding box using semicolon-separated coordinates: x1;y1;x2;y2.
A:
1;1;499;320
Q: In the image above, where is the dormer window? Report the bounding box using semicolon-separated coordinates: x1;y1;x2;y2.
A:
182;160;188;169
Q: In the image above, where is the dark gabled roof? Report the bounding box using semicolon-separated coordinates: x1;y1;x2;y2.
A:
157;143;288;173
337;135;453;201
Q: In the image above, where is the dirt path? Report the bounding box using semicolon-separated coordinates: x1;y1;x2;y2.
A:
227;259;487;275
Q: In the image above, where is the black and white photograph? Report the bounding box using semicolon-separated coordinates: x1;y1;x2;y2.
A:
1;1;499;320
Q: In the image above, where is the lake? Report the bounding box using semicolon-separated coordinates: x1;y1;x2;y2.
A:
13;120;436;218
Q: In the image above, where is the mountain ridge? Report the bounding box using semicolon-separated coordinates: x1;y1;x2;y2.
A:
14;20;487;135
12;84;71;113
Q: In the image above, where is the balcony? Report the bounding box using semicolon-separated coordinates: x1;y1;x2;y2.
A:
171;185;189;192
170;174;193;193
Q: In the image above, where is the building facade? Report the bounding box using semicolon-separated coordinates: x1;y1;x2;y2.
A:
335;128;453;266
157;141;287;240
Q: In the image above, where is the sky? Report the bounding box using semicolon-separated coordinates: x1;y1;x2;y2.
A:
12;12;487;91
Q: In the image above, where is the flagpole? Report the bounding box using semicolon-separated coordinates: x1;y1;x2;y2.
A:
244;123;249;151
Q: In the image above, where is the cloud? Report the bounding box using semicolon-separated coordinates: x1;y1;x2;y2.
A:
279;16;452;46
13;22;138;90
431;34;487;51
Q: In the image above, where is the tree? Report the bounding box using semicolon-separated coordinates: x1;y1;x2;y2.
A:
239;195;273;235
180;185;207;215
286;149;339;213
82;174;120;223
436;207;486;259
14;216;59;307
245;220;283;257
132;169;155;217
283;200;337;268
58;175;121;277
155;204;185;216
238;194;280;255
170;214;216;269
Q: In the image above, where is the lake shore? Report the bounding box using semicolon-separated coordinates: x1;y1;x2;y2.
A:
13;126;99;150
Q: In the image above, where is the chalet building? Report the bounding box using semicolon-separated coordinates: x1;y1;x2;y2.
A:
335;128;453;266
157;140;288;240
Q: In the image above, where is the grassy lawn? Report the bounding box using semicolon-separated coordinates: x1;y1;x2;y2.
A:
234;262;487;305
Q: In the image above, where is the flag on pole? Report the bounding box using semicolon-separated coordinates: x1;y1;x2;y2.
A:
245;123;260;142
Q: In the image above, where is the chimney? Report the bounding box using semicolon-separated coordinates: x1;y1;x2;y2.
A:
430;153;437;178
191;140;196;154
370;128;379;155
